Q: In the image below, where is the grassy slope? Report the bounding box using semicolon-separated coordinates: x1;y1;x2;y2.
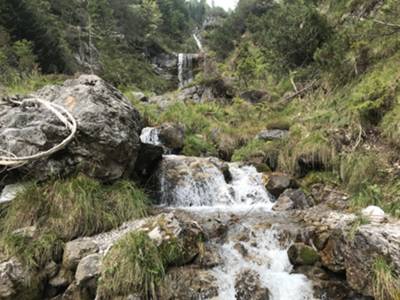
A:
127;1;400;218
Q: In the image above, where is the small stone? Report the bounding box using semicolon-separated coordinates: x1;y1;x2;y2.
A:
265;173;295;198
63;240;99;271
361;206;386;223
75;254;101;286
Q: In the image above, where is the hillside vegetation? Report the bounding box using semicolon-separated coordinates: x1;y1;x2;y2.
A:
130;0;400;218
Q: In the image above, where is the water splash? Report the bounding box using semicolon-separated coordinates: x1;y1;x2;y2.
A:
140;127;161;146
159;155;273;210
212;226;315;300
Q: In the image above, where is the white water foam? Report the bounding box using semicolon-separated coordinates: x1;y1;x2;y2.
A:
178;53;194;88
158;154;315;299
212;228;315;300
140;127;161;146
159;155;273;210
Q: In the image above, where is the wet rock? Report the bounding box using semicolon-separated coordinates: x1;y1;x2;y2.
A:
75;254;101;286
257;129;288;142
320;231;347;273
195;243;222;268
294;265;365;300
240;90;270;104
158;267;219;300
134;143;163;181
288;243;320;266
159;123;185;150
143;212;204;265
177;78;234;103
63;240;99;271
273;189;313;211
235;269;270;300
266;173;296;198
0;75;143;182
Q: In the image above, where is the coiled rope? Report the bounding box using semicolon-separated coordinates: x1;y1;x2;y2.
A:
0;98;77;167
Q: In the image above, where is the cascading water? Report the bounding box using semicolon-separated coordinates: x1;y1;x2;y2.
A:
193;34;203;51
177;34;203;88
140;127;162;146
178;53;194;88
159;155;273;209
158;154;316;300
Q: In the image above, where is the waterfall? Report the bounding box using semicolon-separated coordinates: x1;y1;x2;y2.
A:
213;227;315;300
193;34;203;51
159;155;273;209
178;53;194;88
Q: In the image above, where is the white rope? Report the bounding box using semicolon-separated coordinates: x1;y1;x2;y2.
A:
0;98;77;167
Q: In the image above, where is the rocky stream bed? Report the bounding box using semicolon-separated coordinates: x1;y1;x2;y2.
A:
0;75;399;300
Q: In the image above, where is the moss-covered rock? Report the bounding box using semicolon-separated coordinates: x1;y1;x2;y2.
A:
288;242;320;266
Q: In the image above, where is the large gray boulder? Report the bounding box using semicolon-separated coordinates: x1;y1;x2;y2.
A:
0;75;142;182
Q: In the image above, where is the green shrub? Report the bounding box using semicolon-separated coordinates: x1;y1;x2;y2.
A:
255;0;331;76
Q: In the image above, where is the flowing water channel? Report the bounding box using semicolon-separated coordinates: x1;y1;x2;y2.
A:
158;155;315;300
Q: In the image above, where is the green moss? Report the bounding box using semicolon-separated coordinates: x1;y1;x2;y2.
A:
299;246;320;265
0;175;149;269
373;257;400;300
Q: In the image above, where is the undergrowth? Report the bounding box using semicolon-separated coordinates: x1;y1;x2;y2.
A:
0;175;149;269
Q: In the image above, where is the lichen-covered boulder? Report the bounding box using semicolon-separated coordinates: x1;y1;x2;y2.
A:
0;75;142;182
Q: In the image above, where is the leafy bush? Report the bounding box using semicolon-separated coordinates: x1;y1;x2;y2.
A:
255;0;331;76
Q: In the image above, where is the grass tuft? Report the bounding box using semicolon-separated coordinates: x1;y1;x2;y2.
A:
97;230;187;299
0;175;149;269
373;257;400;300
